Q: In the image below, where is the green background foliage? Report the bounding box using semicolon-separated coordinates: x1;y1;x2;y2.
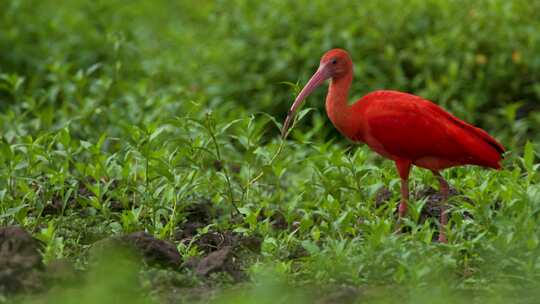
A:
1;0;539;303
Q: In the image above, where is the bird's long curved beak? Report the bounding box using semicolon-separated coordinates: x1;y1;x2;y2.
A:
281;65;329;138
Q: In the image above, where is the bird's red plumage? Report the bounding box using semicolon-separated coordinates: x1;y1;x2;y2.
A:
344;90;505;171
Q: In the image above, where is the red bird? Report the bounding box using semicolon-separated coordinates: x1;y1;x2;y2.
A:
282;49;505;243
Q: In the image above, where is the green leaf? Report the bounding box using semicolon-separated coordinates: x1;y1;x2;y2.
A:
523;141;535;173
301;240;319;256
59;127;71;148
0;138;12;161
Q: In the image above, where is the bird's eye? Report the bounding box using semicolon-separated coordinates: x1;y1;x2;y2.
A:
331;58;338;65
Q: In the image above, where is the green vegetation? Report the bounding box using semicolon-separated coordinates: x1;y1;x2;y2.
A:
1;0;539;303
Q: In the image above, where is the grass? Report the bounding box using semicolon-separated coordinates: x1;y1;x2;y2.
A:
1;0;540;303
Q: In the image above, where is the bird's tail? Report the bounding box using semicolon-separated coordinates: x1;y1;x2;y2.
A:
444;111;505;169
463;123;505;169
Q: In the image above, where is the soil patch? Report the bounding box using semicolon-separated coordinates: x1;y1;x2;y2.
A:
171;199;260;280
195;245;233;276
374;186;392;208
256;208;289;230
183;231;260;281
92;232;182;268
175;199;216;242
415;186;469;223
195;231;261;254
0;226;44;295
121;232;182;268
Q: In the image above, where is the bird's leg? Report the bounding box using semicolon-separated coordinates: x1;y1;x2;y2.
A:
399;178;409;217
395;160;412;224
432;170;450;243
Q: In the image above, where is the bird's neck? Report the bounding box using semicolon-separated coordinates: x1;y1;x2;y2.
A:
325;71;354;136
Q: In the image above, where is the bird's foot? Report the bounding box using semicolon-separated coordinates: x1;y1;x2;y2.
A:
394;201;408;234
394;219;403;234
398;201;408;218
438;233;448;243
438;205;448;243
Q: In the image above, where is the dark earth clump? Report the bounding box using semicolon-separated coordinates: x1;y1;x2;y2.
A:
175;198;216;242
213;160;224;171
414;186;472;223
140;199;260;279
374;186;392;208
186;245;245;281
212;160;241;174
183;231;261;281
109;200;132;213
121;232;182;268
92;231;182;268
41;183;94;216
0;226;44;295
417;186;458;220
195;245;233;276
41;198;64;216
194;231;261;255
197;231;237;253
288;245;310;260
257;208;289;230
270;211;288;230
176;221;206;242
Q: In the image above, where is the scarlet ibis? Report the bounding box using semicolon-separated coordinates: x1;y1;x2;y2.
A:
282;49;505;243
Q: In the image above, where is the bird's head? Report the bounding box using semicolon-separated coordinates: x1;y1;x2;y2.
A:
281;48;353;138
320;48;353;79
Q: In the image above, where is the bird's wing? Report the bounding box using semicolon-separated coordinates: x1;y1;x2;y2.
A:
424;101;505;155
360;91;503;167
